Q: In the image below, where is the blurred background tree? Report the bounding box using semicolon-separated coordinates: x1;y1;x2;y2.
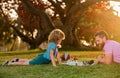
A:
0;0;120;51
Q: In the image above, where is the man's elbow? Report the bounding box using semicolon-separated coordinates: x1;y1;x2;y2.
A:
105;61;112;64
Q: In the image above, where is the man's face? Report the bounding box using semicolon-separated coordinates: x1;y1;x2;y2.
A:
95;36;105;48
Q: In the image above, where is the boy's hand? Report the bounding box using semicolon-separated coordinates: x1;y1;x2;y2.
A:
59;62;64;64
57;44;61;48
53;64;57;67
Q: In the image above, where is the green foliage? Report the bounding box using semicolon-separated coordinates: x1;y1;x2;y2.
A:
61;46;100;51
1;0;120;50
0;49;43;56
0;17;17;45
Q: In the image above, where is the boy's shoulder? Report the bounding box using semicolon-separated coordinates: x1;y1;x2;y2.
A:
48;42;57;48
49;42;56;46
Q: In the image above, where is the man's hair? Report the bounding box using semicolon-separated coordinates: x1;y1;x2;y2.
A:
95;30;109;40
48;29;65;43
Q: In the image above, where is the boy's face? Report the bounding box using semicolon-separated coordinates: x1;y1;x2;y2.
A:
95;36;105;48
58;39;62;44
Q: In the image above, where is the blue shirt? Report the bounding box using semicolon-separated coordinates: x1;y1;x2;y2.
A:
43;42;58;60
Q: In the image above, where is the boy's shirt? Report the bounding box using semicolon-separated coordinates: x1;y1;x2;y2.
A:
43;42;58;60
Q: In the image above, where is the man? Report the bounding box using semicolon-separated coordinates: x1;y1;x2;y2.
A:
94;30;120;64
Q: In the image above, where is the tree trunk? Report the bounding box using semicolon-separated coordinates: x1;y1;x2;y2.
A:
61;2;81;48
63;30;80;48
62;24;80;48
29;44;38;49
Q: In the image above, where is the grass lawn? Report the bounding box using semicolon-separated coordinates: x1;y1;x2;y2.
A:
1;64;120;78
0;50;120;78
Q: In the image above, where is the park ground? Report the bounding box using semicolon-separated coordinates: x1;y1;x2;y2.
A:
0;50;120;78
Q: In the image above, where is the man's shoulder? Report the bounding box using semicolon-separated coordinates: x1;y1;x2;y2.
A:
108;40;119;43
105;40;120;47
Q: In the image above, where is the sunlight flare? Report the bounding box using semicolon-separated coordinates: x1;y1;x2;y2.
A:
110;1;120;17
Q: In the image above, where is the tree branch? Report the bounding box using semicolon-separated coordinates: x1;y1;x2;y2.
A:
48;0;65;24
20;0;55;29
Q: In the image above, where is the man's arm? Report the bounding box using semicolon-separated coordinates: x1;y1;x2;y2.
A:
98;54;113;64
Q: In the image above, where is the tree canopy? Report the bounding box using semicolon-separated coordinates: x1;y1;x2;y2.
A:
0;0;120;50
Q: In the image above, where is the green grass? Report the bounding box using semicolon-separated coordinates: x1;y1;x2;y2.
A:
0;50;120;78
0;64;120;78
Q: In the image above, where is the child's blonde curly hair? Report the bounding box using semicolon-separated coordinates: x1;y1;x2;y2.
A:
48;29;65;44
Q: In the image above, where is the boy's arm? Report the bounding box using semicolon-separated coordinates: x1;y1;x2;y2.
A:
56;53;62;64
50;50;56;67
